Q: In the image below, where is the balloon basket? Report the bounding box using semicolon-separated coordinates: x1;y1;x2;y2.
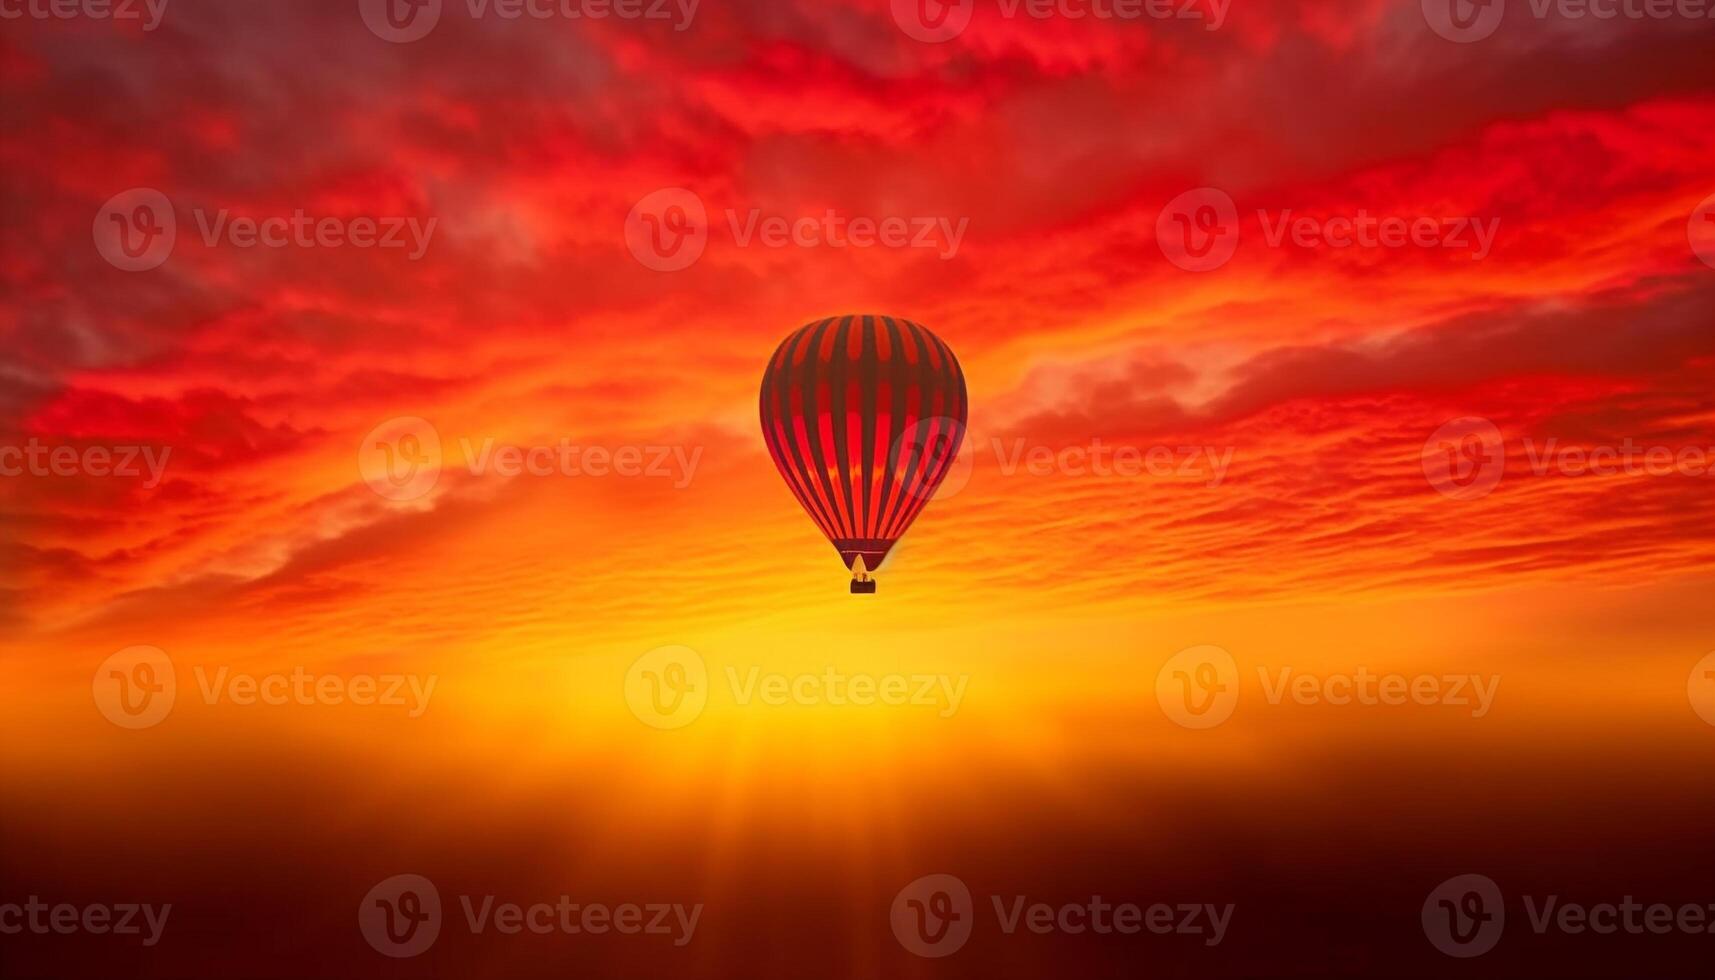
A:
850;580;877;595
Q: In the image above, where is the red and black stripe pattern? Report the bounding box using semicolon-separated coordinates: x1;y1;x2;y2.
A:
759;315;968;573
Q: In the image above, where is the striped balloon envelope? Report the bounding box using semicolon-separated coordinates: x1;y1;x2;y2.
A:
759;315;968;594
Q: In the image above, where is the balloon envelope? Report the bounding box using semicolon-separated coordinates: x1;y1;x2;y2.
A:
759;315;968;586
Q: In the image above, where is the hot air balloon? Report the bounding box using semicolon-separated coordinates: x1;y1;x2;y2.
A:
759;315;968;594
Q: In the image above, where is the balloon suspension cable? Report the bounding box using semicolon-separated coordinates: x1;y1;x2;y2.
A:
850;555;876;594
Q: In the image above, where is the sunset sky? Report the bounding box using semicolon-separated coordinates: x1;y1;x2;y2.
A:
2;2;1713;977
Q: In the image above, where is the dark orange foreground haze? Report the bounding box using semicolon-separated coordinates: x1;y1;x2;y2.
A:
2;1;1713;977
